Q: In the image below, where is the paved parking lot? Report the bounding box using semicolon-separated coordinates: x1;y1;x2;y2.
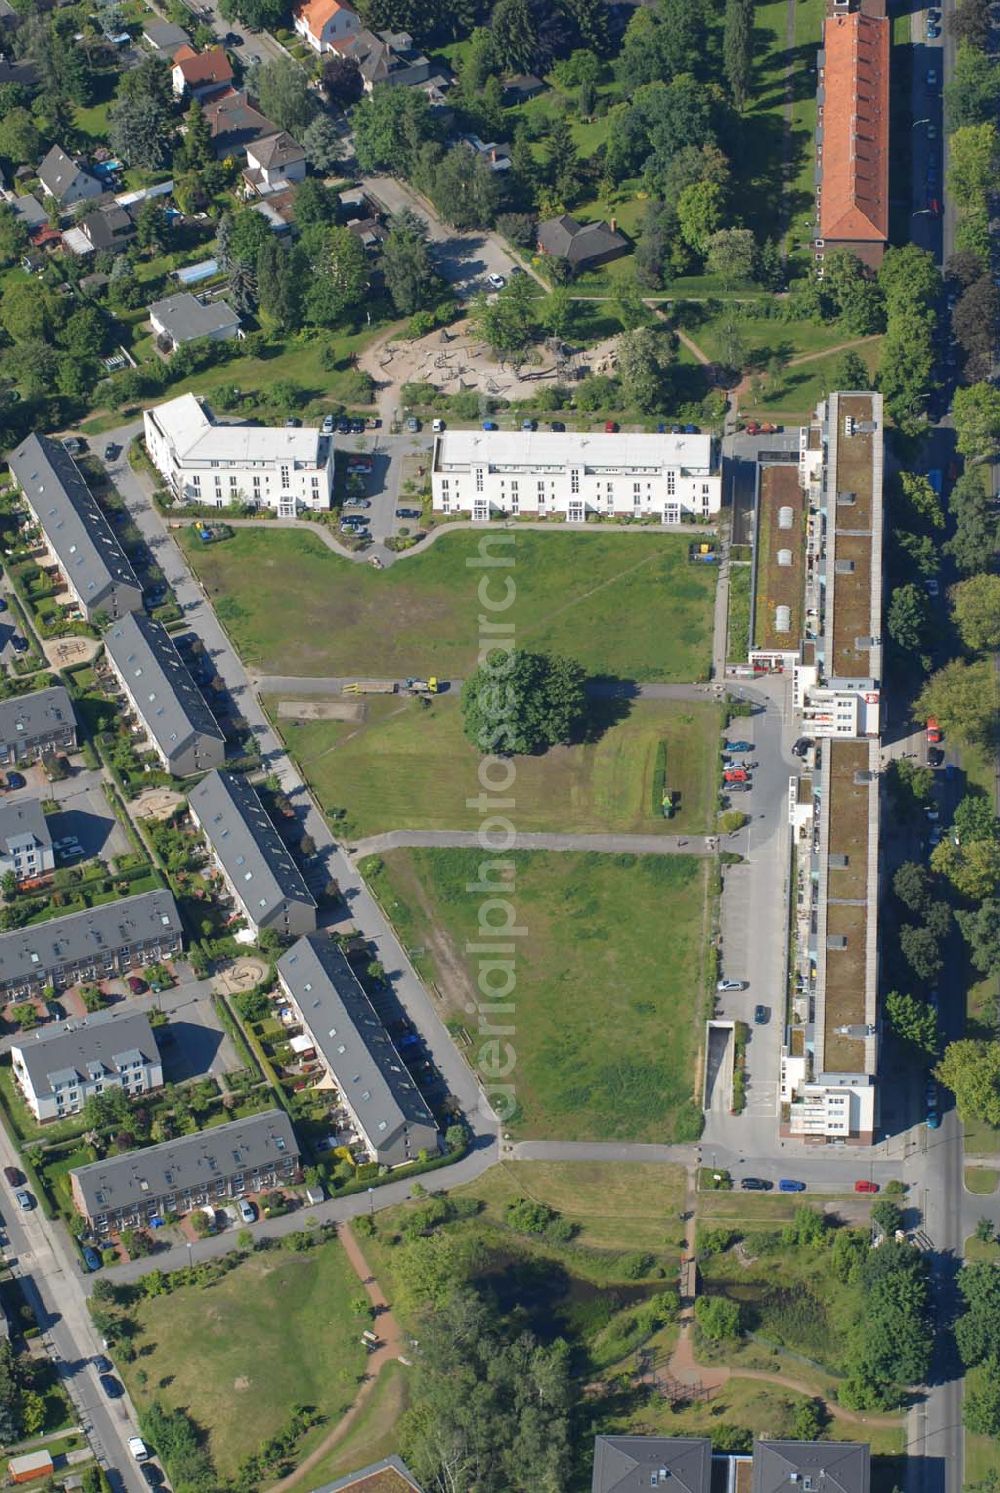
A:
40;769;131;866
115;973;240;1083
341;433;433;545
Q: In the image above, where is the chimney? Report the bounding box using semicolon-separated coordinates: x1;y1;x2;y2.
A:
610;217;617;232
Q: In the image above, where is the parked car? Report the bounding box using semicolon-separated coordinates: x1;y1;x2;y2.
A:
82;1246;102;1271
791;737;813;757
740;1178;772;1191
284;417;301;428
14;1189;32;1210
928;747;945;767
344;497;371;509
431;418;446;432
717;979;748;992
395;508;422;519
778;1179;806;1193
103;443;120;462
238;1198;256;1224
550;421;566;432
127;976;148;995
522;418;536;431
726;782;751;793
3;1166;23;1187
854;1180;879;1194
100;1374;124;1399
482;420;498;431
724;741;753;753
604;420;619;433
926;22;941;36
92;1355;113;1374
5;772;25;789
10;637;28;654
926;717;943;744
682;423;699;434
337;418;351;434
723;768;749;782
321;415;335;434
405;416;421;433
350;419;365;435
0;599;7;612
487;273;506;290
753;1004;769;1024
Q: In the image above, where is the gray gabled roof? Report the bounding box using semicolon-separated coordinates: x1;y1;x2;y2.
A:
0;796;51;857
250;131;306;171
10;193;48;230
12;1007;158;1101
592;1437;712;1493
149;292;241;344
7;434;142;613
142;19;190;49
70;1108;298;1217
752;1443;870;1493
189;770;315;922
37;146;103;202
0;889;181;991
277;934;436;1153
537;213;628;265
104;612;224;768
0;686;75;752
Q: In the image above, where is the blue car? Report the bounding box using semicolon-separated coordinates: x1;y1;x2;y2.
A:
724;741;753;753
778;1179;806;1193
82;1246;102;1272
482;421;498;431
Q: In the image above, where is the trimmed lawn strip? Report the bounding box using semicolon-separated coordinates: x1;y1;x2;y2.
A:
964;1167;999;1195
728;564;752;661
269;694;723;839
119;1241;366;1482
179;528;717;683
965;1432;1000;1485
363;849;711;1141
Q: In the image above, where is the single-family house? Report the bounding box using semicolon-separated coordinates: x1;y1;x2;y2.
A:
0;687;76;768
461;134;511;171
536;213;628;272
149;292;242;351
12;1008;163;1124
0;798;53;885
37;146;104;208
204;90;279;160
9;193;48;239
171;44;234;100
69;1109;299;1233
501;74;545;103
332;27;434;90
294;0;361;52
244;132;307;195
76;203;136;254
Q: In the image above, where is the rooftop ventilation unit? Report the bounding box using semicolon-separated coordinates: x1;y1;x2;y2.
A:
778;506;794;529
777;548;793;567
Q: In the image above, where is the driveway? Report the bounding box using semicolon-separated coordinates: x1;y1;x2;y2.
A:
43;772;131;866
360;176;523;300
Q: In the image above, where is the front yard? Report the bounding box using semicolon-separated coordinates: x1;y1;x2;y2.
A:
179;527;718;683
270;694;722;839
361;848;712;1142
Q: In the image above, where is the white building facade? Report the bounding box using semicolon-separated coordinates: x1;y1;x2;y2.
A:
143;394;335;516
431;431;720;524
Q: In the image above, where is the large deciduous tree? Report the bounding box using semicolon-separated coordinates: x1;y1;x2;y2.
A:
938;1040;1000;1126
461;649;587;755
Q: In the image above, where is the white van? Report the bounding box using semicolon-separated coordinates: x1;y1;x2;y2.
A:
128;1437;149;1462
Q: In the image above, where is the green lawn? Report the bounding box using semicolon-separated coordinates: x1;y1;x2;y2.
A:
180;528;718;682
281;1361;410;1493
270;694;722;839
361;848;711;1141
727;563;752;661
965;1167;999;1195
120;1240;365;1482
741;339;883;421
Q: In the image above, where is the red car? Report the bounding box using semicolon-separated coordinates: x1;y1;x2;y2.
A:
744;421;761;435
854;1180;879;1194
126;976;148;996
926;717;942;744
604;420;619;433
723;767;749;782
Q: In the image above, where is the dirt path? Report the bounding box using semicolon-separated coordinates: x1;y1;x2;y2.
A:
264;1225;407;1493
786;333;882;368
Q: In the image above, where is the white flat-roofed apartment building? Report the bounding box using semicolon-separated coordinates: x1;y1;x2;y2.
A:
431;430;720;524
143;393;335;517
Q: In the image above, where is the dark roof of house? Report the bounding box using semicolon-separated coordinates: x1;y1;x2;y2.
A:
70;1108;298;1217
37;146;102;202
249;131;306;171
277;934;437;1153
536;213;628;265
9;194;48;230
592;1437;712;1493
0;796;51;858
188;770;316;923
0;686;74;751
12;1007;158;1100
149;291;241;343
0;889;181;992
752;1443;870;1493
104;611;225;767
204;89;279;157
7;434;142;611
80;203;134;251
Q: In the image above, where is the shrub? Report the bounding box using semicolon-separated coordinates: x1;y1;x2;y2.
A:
695;1295;742;1341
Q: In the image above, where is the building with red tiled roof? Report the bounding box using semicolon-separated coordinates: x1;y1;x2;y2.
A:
294;0;360;52
814;0;889;272
171;44;234;100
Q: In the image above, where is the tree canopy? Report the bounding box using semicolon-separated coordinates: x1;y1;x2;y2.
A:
461;649;588;755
